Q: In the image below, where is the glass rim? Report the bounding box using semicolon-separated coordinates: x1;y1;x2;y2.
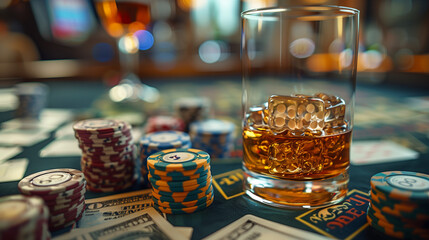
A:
241;5;359;18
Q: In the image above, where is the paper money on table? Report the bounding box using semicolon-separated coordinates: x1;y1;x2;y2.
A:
78;189;155;228
55;207;188;240
203;214;329;240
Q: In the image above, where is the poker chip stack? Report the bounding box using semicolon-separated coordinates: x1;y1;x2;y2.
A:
367;171;429;239
73;119;137;193
147;148;214;214
174;97;211;132
189;119;236;159
14;82;48;120
139;131;192;185
144;116;185;133
0;195;50;240
18;168;86;232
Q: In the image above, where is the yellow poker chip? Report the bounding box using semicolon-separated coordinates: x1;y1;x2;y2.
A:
149;165;210;178
147;148;210;172
153;190;214;208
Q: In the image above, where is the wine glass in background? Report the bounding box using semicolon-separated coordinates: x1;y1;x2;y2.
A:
94;0;159;103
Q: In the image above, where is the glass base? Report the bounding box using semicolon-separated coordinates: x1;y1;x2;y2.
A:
243;166;349;209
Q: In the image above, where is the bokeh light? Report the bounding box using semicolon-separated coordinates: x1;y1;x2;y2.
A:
134;30;154;51
289;38;315;59
199;40;221;63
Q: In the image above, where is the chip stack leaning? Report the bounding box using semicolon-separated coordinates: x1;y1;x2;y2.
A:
189;119;236;159
73;119;137;193
139;131;192;186
17;168;86;232
0;195;50;240
367;171;429;239
147;148;214;214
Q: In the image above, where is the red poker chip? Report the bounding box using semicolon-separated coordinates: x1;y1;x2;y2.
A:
85;177;135;193
79;143;134;155
18;169;85;195
84;171;135;186
145;116;185;134
49;196;85;216
43;187;85;206
37;181;86;201
83;165;134;178
74;126;131;138
74;131;132;143
81;151;135;163
49;201;85;226
81;163;134;176
50;200;85;224
79;137;132;147
49;207;84;232
81;144;136;157
73;119;129;134
81;155;134;167
45;195;85;212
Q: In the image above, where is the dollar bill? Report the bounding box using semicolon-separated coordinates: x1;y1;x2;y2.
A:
77;189;155;228
84;189;152;210
202;214;330;240
79;200;154;228
54;207;188;240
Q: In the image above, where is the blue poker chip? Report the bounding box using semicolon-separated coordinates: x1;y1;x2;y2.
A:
370;171;429;204
139;131;191;150
189;119;235;136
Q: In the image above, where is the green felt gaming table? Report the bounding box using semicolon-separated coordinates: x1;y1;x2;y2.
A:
0;76;428;240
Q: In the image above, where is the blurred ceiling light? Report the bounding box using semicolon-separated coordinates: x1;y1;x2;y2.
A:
361;50;383;69
128;22;146;33
109;84;133;102
107;23;124;38
177;0;192;11
289;38;315;59
339;49;353;68
199;40;221;63
118;34;139;54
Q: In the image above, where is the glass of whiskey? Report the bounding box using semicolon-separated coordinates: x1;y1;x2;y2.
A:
241;6;360;208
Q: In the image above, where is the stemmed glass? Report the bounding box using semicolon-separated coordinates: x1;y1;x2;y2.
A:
94;0;159;103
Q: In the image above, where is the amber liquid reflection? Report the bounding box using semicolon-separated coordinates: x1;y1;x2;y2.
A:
95;0;150;37
242;126;351;180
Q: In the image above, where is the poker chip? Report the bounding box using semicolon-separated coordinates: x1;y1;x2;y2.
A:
367;171;429;239
73;119;129;134
147;148;214;214
144;115;185;133
147;148;210;172
189;119;236;159
152;194;214;214
18;168;87;232
0;195;50;240
139;131;192;186
148;164;210;177
14;82;48;120
370;171;429;204
18;168;85;195
73;119;137;193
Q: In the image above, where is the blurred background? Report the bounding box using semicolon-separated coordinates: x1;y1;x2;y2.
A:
0;0;428;87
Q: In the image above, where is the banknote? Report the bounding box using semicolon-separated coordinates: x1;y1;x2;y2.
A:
84;189;152;210
54;207;188;240
202;214;330;240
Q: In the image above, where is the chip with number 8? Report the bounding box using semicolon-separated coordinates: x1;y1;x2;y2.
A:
370;171;429;204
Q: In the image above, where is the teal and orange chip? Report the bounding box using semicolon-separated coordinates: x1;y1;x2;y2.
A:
152;189;213;208
148;165;210;178
152;194;214;214
150;173;211;188
152;184;213;203
370;171;429;204
147;148;210;172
